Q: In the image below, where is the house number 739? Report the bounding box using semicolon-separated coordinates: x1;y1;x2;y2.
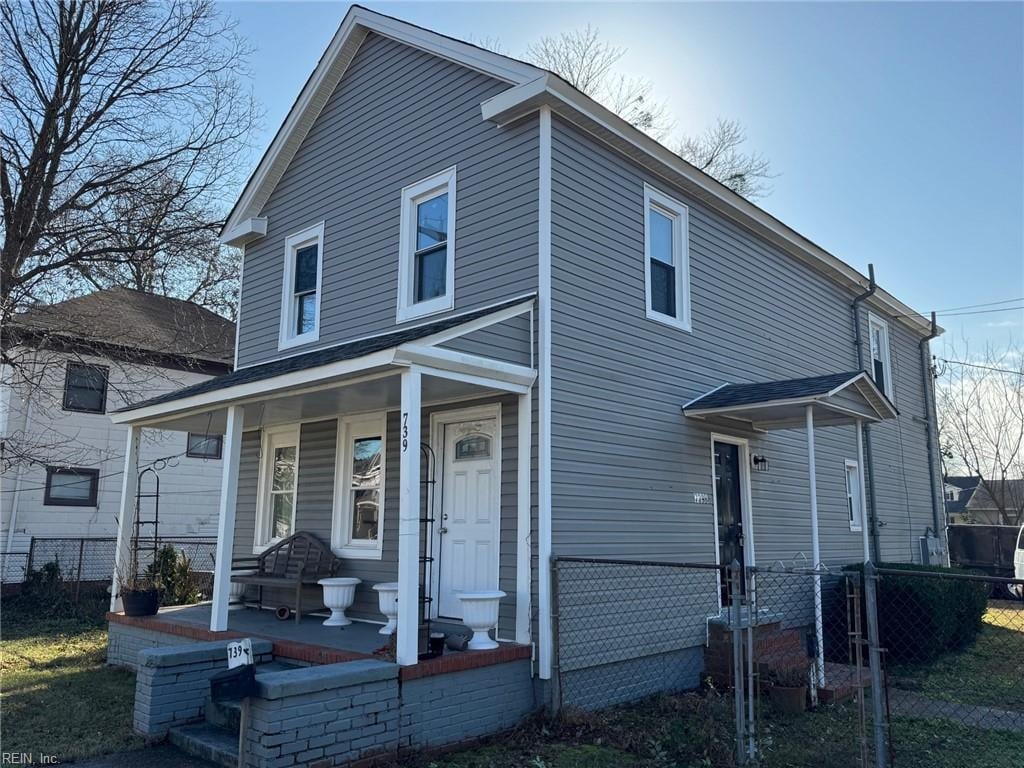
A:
401;412;409;452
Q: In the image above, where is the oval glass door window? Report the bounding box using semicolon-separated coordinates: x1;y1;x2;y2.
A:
454;434;491;460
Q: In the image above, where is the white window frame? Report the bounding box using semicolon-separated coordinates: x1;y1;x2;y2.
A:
253;424;301;552
278;222;325;350
867;312;894;399
644;184;692;332
397;167;456;323
845;459;864;532
332;413;387;559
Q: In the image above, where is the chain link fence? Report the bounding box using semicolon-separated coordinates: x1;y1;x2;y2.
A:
552;556;1024;767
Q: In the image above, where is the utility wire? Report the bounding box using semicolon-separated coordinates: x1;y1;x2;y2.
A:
938;359;1024;376
936;306;1024;318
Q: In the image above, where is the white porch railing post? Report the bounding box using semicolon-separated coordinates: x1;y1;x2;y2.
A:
397;368;422;666
110;425;142;612
805;405;826;689
515;387;533;645
211;405;244;632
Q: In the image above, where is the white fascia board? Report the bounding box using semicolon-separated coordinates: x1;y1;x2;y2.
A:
394;343;537;390
483;76;935;337
220;217;268;247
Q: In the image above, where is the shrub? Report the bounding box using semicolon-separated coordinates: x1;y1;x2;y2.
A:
145;545;202;606
830;562;989;665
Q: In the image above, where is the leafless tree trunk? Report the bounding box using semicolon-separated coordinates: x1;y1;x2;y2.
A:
937;341;1024;526
525;26;774;198
0;0;256;329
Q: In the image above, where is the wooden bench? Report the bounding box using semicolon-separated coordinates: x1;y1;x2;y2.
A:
231;532;341;622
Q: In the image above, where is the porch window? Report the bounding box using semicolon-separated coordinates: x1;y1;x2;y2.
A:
333;414;386;559
186;432;223;459
255;425;300;549
63;363;108;413
868;313;893;399
397;167;455;322
643;184;691;331
845;459;863;532
279;223;324;350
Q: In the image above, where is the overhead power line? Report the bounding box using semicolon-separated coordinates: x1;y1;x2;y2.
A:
938;358;1024;376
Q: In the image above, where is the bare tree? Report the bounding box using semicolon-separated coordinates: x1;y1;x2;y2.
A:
525;26;773;198
937;340;1024;525
0;0;256;329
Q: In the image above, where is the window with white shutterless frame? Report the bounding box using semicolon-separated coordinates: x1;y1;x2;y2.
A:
845;459;864;532
397;167;456;323
278;222;324;350
332;413;386;559
644;184;692;331
867;312;894;400
254;425;300;551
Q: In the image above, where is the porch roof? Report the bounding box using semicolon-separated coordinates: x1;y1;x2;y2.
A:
110;295;536;428
682;370;898;431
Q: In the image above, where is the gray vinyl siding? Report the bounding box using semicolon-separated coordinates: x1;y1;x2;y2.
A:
230;395;525;637
438;313;533;367
548;115;939;568
236;33;539;368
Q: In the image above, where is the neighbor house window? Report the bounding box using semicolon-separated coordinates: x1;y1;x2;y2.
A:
397;167;456;322
255;426;300;549
44;467;99;507
63;363;108;413
845;460;864;532
278;222;324;350
644;184;691;331
332;414;386;559
868;313;893;399
186;433;223;459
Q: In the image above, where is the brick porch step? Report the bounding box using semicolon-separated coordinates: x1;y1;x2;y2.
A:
817;662;872;705
169;722;238;768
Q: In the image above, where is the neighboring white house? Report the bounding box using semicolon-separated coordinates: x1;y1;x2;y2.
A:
1;288;234;582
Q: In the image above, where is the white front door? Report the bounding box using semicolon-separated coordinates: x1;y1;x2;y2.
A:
435;411;501;618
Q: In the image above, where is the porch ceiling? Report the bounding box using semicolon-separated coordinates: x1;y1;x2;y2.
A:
682;370;898;431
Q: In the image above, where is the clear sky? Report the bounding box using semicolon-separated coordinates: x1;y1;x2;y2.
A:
225;1;1024;354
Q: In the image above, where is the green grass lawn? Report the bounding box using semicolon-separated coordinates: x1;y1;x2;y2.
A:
1;606;142;761
890;601;1024;711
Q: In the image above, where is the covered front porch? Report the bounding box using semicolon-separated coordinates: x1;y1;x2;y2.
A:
108;298;537;670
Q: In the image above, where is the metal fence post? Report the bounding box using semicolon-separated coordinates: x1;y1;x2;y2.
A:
550;557;562;715
863;562;888;768
730;560;746;766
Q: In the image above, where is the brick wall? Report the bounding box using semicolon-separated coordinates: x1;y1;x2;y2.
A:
134;639;274;737
558;647;704;711
108;621;203;671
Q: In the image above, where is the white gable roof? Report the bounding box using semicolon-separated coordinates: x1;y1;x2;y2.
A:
221;5;936;337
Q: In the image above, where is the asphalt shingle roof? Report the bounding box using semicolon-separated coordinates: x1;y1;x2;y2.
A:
685;371;867;411
117;295;535;413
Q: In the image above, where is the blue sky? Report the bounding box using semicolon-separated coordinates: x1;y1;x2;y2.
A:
226;1;1023;353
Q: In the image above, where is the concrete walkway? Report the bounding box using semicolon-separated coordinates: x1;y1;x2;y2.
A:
73;745;217;768
890;690;1024;733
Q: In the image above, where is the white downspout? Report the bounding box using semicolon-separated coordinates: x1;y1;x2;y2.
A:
856;418;871;563
805;405;826;690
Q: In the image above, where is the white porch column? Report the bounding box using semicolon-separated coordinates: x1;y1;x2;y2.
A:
397;368;423;666
515;387;533;645
805;405;826;689
110;425;141;612
210;405;244;632
855;418;871;563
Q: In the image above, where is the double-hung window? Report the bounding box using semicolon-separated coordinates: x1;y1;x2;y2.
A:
332;414;386;559
867;313;894;399
255;426;300;550
644;184;691;331
63;363;108;413
397;167;456;322
44;467;100;507
279;223;324;349
845;460;864;532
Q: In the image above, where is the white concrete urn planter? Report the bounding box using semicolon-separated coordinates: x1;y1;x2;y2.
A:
373;582;399;635
229;570;255;610
457;590;506;650
317;577;361;627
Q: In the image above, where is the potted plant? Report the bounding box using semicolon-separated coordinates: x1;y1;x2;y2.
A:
768;667;809;714
118;564;159;617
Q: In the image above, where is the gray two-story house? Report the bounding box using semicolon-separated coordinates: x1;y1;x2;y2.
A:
106;7;944;760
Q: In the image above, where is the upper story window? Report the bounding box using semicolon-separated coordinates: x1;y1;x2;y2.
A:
643;184;691;331
44;467;99;507
867;313;893;399
63;362;108;413
186;433;223;460
255;425;300;550
332;414;386;559
278;222;324;350
397;167;456;322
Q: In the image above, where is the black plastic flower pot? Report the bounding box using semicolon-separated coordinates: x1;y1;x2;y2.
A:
122;588;159;617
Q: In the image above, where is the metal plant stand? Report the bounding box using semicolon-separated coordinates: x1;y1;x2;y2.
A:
418;443;438;658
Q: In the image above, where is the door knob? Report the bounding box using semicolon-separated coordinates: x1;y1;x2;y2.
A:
439;527;448;534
